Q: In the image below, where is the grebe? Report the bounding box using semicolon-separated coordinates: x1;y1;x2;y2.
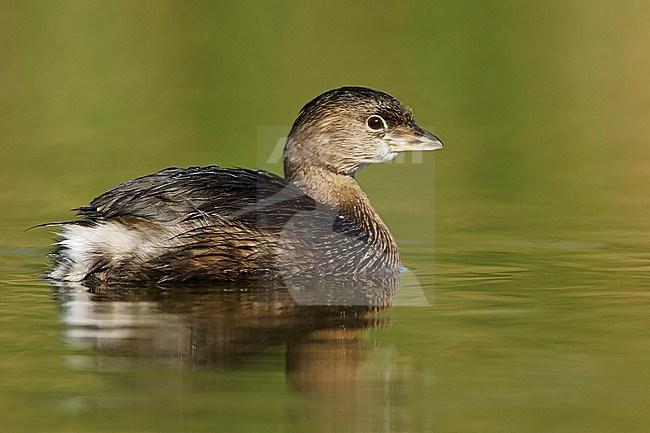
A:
48;87;442;283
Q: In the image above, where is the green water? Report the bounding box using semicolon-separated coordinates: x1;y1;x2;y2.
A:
2;1;650;432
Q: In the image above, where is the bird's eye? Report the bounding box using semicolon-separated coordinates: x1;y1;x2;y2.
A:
366;115;387;131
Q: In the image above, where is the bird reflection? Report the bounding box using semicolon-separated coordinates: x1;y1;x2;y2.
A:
51;274;400;391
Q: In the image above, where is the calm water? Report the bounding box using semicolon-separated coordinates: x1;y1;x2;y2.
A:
2;1;650;432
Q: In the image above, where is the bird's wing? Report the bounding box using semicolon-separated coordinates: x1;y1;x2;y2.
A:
75;166;317;226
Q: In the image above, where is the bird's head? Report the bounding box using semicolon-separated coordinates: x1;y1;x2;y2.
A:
283;86;442;178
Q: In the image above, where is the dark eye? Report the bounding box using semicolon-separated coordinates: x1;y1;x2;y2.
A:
366;115;386;131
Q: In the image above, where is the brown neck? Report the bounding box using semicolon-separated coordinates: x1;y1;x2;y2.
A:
285;162;400;266
285;162;360;209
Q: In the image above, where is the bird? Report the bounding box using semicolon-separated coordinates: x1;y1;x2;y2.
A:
47;86;442;284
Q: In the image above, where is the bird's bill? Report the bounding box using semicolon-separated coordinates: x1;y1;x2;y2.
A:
384;125;443;152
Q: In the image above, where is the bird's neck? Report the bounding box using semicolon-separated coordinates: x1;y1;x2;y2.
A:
286;163;360;209
286;163;399;266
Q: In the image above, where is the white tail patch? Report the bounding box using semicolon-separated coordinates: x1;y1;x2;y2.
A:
49;221;184;281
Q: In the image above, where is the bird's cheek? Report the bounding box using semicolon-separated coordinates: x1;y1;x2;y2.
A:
362;140;396;163
376;138;393;156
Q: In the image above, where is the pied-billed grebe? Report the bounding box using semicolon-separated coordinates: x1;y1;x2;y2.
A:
48;86;442;283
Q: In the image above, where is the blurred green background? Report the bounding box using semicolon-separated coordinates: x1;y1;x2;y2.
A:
2;1;650;432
